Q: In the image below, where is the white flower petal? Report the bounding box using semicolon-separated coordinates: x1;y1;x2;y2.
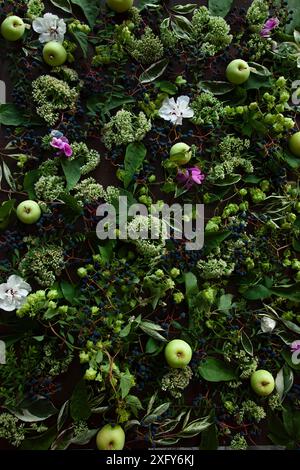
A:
176;95;190;109
32;18;46;33
182;108;194;119
261;316;276;333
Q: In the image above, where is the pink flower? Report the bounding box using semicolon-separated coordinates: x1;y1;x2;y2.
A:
177;167;205;189
50;133;73;157
260;17;279;38
291;340;300;353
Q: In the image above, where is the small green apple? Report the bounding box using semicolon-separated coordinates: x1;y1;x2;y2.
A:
250;369;275;397
96;424;125;450
226;59;250;85
1;16;25;41
43;41;67;67
169;142;192;165
16;200;41;225
164;339;192;368
289;131;300;157
106;0;133;13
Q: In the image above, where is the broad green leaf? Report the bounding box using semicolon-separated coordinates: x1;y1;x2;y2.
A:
20;427;57;450
241;331;253;356
198;357;237;382
2;161;16;190
71;428;98;445
200;423;218;450
9;397;57;422
275;365;294;401
70;0;100;28
60;279;76;304
120;369;135;399
214;174;241;186
208;0;233;17
204;230;231;254
199;80;235;95
178;417;211;437
139;59;169;83
61;158;81;191
23;169;40;199
242;284;271;300
184;272;198;297
50;0;72;12
123;142;147;188
248;62;272;76
172;4;197;14
70;380;91;421
155;81;178;95
218;294;233;312
72;30;89;58
0;104;27;126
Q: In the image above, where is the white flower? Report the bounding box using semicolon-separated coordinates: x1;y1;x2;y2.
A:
0;275;31;312
158;95;194;126
260;316;277;333
32;13;66;43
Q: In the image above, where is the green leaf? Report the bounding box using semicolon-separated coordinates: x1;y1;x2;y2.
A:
214;174;241;186
248;62;272;76
0;104;27;126
0;199;15;225
72;30;89;58
87;94;134;116
9;397;57;422
123;142;147;188
242;284;271;300
50;0;72;12
70;380;91;421
208;0;233;17
243;75;272;90
70;0;100;28
155;81;178;95
218;294;233;312
23;169;40;199
184;272;198;297
57;401;69;432
199;80;235;95
119;369;135;399
171;15;193;40
139;59;169;84
145;337;164;355
61;158;81;191
283;408;300;440
20;427;57;450
284;152;300;169
204;230;231;255
177;417;211;437
270;284;300;302
200;423;218;450
171;4;197;14
198;357;237;382
60;279;76;304
119;322;132;338
125;395;143;416
243;174;262;183
241;331;253;356
71;428;98;445
60;194;82;214
2;161;16;190
268;414;291;447
275;365;294;401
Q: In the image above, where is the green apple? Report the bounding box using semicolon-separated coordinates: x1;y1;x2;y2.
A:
226;59;250;85
106;0;133;13
1;16;25;41
96;424;125;450
170;143;192;165
16;200;41;224
164;339;192;368
289;131;300;157
250;369;275;397
43;41;67;67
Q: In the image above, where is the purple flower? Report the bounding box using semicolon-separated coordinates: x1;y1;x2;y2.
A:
177;167;205;189
50;132;72;157
291;340;300;353
260;17;279;38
